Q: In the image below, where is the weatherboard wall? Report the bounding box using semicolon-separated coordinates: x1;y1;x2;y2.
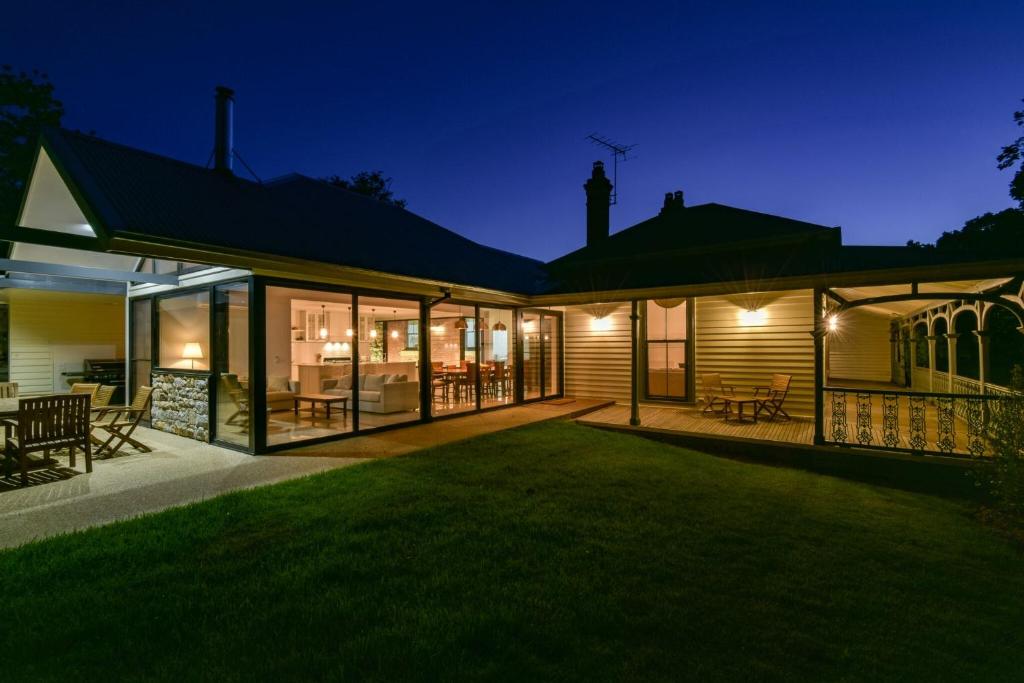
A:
827;308;893;384
563;303;632;403
7;289;125;396
693;290;815;417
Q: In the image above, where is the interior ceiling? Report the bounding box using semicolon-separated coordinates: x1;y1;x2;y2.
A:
831;279;1014;317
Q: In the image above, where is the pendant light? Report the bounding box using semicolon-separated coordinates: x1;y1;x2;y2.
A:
319;305;328;339
346;305;353;338
369;308;378;338
390;309;399;339
493;320;507;331
454;305;468;330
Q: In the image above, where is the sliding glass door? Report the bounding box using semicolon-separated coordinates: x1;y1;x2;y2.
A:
521;310;561;401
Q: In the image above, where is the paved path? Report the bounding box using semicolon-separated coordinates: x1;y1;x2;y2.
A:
0;398;610;549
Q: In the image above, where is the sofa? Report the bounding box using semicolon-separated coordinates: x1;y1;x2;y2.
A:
267;375;298;411
321;373;419;414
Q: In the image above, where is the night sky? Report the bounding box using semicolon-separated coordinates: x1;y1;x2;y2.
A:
4;1;1022;261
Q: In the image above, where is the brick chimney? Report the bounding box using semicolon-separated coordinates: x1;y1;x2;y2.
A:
659;189;685;215
584;161;613;246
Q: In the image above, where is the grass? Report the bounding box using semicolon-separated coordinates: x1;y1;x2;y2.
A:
2;421;1022;681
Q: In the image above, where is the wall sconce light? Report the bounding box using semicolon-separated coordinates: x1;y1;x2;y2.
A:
591;316;612;331
182;342;204;369
739;309;766;326
828;314;839;332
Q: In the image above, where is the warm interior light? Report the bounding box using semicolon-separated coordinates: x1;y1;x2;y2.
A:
340;341;350;353
391;329;399;339
739;309;766;326
346;328;353;337
319;305;328;339
591;316;612;331
493;321;507;331
182;342;203;369
369;328;378;339
431;324;445;334
454;317;468;330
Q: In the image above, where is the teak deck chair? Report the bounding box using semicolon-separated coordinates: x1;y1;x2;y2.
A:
754;374;792;421
220;374;250;430
700;373;735;414
93;386;154;458
0;382;18;398
2;394;92;486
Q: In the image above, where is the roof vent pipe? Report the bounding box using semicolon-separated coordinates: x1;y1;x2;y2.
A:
213;86;234;174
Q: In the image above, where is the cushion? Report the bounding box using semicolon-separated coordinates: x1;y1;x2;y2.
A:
267;376;290;392
338;375;353;391
359;390;381;402
364;374;386;392
387;374;408;383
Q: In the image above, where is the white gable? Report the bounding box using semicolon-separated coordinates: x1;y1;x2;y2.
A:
17;147;97;237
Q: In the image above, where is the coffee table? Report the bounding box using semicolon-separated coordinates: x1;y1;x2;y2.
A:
293;393;348;420
723;394;762;423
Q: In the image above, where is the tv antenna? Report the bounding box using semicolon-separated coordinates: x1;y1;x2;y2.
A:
586;133;636;205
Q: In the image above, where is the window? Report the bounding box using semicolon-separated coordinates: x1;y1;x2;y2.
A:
158;291;211;370
405;321;419;350
645;299;687;400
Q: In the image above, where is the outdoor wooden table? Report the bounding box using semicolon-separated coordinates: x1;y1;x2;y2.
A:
723;393;762;423
293;393;348;420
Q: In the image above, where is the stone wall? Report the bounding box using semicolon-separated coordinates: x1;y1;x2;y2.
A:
152;372;210;442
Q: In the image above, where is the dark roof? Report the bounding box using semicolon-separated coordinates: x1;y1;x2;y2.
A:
43;128;547;294
540;198;1024;295
550;202;840;267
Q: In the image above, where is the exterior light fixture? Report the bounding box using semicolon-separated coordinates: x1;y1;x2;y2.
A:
591;316;612;331
182;342;203;369
739;309;766;326
828;314;839;332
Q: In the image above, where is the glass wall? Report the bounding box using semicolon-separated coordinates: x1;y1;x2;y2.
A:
430;302;477;416
265;286;354;445
357;295;422;430
479;308;516;409
158;291;210;370
645;299;687;400
213;282;250;447
130;298;152;417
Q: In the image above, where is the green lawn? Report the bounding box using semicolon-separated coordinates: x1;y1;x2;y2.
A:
3;422;1022;681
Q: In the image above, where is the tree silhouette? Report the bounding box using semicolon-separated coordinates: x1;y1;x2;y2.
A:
0;66;64;229
997;98;1024;208
324;170;406;208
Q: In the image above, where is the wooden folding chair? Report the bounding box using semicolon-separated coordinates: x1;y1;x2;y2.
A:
220;374;250;430
93;386;154;457
700;373;735;414
71;382;101;398
754;374;793;421
2;394;92;486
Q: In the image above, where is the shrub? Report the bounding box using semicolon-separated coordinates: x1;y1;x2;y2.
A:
975;367;1024;519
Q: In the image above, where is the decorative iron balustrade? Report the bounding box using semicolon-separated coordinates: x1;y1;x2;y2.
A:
822;386;1017;458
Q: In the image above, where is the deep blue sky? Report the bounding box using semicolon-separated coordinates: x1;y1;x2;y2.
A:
5;1;1022;261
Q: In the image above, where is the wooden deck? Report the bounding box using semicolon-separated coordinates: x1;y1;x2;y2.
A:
578;403;815;445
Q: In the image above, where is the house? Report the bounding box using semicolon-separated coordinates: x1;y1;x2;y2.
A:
4;87;1022;457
